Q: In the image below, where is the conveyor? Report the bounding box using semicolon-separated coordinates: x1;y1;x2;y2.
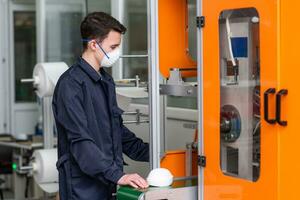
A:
117;180;197;200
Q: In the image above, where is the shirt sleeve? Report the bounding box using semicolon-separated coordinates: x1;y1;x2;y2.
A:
54;78;124;184
120;116;150;162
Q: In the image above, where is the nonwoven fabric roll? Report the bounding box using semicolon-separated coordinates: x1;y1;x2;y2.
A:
33;62;68;97
32;148;58;193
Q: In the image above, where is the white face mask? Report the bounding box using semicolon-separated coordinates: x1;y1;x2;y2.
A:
101;47;121;68
97;42;121;68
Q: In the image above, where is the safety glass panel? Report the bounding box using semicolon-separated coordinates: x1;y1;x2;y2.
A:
14;11;36;102
44;0;85;65
123;0;148;81
219;8;260;182
87;0;111;13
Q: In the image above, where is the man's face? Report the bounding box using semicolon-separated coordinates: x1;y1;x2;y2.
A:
101;30;122;53
90;30;122;63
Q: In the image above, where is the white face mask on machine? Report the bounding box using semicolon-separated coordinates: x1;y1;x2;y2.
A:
96;42;121;68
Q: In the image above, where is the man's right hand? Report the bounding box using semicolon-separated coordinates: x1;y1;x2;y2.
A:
117;173;149;189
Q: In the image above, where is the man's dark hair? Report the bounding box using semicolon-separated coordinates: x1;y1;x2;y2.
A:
80;12;126;49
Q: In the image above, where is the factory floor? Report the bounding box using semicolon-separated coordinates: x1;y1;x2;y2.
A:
2;189;56;200
2;189;13;200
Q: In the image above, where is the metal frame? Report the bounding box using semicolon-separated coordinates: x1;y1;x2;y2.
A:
147;0;161;169
8;1;38;136
36;0;45;63
0;0;9;133
160;80;167;159
111;0;125;80
196;0;204;199
36;0;53;149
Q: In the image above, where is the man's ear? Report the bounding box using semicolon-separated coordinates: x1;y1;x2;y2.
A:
89;40;98;51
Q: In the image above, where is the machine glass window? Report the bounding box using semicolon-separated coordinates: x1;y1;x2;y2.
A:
87;0;111;14
14;11;37;102
219;8;260;182
85;0;111;73
123;0;148;81
44;0;85;65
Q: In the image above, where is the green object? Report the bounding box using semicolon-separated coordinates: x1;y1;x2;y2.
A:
117;186;144;200
12;163;17;171
117;179;198;199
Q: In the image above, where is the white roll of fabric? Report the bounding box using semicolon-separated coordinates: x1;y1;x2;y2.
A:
32;148;58;193
32;62;68;97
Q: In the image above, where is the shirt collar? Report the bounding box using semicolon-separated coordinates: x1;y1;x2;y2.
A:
78;57;114;83
78;57;101;82
99;67;113;82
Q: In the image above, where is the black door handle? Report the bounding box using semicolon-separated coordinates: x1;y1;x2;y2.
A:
276;89;288;126
264;88;276;124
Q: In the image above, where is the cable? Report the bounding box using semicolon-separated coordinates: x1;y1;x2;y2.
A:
253;121;261;136
226;16;236;66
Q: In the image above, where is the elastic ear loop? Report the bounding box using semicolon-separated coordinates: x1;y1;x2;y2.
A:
81;39;110;59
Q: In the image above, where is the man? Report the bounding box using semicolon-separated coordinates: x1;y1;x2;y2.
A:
52;12;149;200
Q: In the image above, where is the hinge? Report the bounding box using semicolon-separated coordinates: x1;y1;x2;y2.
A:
196;16;205;28
198;155;206;167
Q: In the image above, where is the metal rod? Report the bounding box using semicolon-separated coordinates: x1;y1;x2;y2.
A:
135;75;140;88
43;97;54;149
111;0;124;80
120;54;148;58
21;78;35;83
179;68;197;71
19;166;33;171
123;111;139;115
122;112;148;117
173;176;198;181
115;78;137;82
123;120;149;124
148;0;161;169
115;75;140;87
186;144;193;177
161;79;167;159
197;0;204;199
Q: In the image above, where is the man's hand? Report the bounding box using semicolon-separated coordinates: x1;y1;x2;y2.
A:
117;173;149;189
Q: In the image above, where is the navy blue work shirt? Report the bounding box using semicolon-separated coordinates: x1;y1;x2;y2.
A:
52;57;149;200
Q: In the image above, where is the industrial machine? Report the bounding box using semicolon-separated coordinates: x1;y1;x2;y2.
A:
118;0;300;199
1;0;299;199
202;0;299;199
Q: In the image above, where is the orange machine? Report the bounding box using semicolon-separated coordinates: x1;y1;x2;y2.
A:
202;0;300;199
157;0;300;199
158;0;197;78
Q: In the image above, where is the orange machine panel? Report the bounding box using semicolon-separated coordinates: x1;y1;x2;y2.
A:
161;150;198;177
279;1;300;199
158;0;197;78
161;150;198;187
202;0;279;200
